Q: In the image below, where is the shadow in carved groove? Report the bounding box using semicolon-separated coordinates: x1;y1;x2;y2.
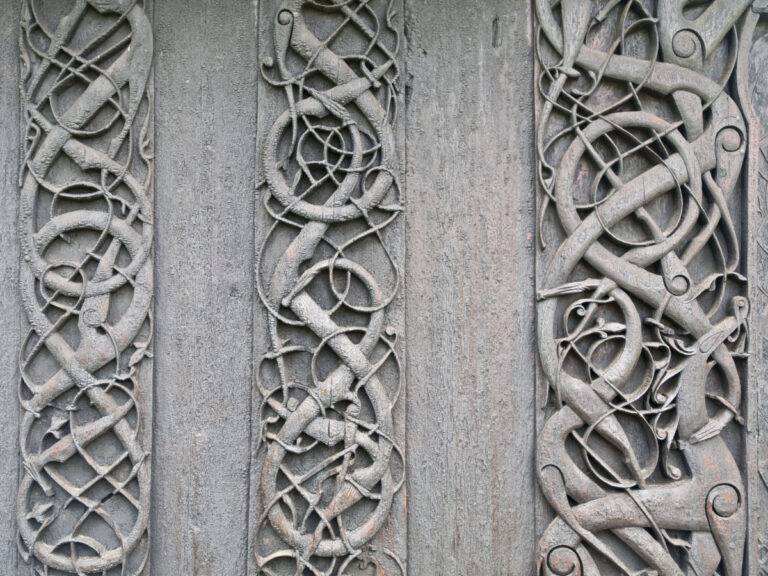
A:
254;1;405;575
534;1;768;574
16;1;154;574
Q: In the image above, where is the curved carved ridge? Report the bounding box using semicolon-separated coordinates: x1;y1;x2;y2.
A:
534;1;763;574
254;1;405;574
17;1;154;574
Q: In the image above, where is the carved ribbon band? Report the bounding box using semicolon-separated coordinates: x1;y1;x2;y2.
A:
17;1;153;574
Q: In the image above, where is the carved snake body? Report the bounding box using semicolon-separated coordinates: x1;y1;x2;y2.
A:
17;1;153;574
535;1;755;574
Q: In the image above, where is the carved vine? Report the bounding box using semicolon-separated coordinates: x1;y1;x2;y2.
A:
254;1;404;575
535;1;764;574
17;1;153;574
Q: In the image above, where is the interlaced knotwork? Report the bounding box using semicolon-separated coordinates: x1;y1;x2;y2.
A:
534;1;762;574
17;1;153;574
254;1;404;575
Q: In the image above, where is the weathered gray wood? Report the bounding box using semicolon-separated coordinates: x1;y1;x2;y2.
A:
14;2;154;574
248;1;407;573
403;2;537;573
747;17;768;574
151;0;258;573
1;2;766;574
533;2;761;574
247;4;272;570
0;1;20;572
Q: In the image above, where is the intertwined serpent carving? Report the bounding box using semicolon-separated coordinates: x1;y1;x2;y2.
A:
254;1;404;574
17;1;153;574
535;1;764;574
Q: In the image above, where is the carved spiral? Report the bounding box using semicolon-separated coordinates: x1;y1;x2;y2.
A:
16;1;153;574
254;1;404;574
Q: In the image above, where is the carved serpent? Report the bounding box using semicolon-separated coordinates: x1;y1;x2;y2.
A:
17;1;153;573
255;1;405;574
535;1;756;574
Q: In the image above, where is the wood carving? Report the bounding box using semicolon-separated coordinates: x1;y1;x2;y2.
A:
254;1;405;574
534;1;766;574
17;1;154;573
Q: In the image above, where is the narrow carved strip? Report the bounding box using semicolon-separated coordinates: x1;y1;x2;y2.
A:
534;1;764;574
747;4;768;569
17;1;153;573
254;1;405;574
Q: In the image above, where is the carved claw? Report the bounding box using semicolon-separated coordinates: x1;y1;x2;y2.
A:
23;461;54;497
687;418;726;444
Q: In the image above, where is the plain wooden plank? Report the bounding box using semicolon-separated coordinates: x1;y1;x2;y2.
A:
746;17;768;574
151;0;259;573
0;0;20;572
403;2;537;573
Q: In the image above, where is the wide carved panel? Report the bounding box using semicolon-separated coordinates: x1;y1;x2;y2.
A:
16;1;154;574
534;1;767;574
251;1;406;574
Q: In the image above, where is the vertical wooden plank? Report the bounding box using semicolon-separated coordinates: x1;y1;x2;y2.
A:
744;14;768;574
0;1;20;571
404;2;537;573
249;1;407;573
151;0;258;573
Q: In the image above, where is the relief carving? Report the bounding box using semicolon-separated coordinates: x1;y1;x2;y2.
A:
17;1;154;573
534;1;764;574
254;1;405;574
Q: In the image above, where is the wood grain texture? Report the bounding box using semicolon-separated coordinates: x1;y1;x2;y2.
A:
403;2;537;573
0;1;20;572
747;17;768;574
151;0;258;573
247;3;272;570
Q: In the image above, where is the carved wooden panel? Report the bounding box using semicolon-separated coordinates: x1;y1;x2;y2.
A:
16;1;154;574
251;1;406;574
534;1;766;574
7;1;768;573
